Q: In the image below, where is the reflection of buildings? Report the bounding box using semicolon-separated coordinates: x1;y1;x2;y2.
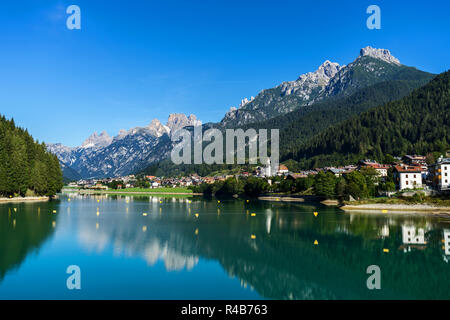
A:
402;226;426;244
400;225;429;253
379;224;389;238
443;229;450;263
265;209;273;234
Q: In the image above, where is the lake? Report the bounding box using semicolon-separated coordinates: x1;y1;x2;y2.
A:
1;194;449;300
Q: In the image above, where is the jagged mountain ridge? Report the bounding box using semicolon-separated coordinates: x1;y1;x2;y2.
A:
220;46;432;127
48;114;197;179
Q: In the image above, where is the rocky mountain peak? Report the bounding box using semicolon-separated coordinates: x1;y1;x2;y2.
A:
166;113;198;132
148;119;170;137
359;46;400;65
81;131;113;149
316;60;342;78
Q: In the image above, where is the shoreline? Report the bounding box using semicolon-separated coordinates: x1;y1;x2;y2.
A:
258;196;305;202
340;203;450;213
74;190;202;196
0;196;53;203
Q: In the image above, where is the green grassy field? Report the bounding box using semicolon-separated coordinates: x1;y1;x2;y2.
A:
112;187;193;193
71;187;194;194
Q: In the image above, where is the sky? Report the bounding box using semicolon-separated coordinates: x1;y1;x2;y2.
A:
0;0;449;147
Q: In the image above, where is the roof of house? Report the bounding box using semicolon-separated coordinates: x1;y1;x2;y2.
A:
394;165;422;173
403;155;426;160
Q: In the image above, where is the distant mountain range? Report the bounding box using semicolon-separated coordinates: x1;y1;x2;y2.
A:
48;114;199;179
48;46;438;179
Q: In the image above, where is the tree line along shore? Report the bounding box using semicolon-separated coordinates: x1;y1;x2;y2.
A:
0;115;63;199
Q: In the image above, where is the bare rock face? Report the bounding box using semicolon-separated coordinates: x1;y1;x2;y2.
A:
359;46;400;65
166;113;199;134
81;131;113;149
279;60;342;97
148;119;170;138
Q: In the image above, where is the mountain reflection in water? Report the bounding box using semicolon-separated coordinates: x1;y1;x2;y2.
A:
1;195;449;299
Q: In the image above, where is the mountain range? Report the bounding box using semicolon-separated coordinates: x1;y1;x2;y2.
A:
48;46;438;179
48;114;198;179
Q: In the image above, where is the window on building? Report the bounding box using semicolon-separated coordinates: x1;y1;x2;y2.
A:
406;174;408;178
406;181;409;185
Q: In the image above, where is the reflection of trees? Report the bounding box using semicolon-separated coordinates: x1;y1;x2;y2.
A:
0;203;58;281
74;198;450;299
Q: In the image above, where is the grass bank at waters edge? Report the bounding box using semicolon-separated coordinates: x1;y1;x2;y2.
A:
0;196;53;203
72;187;200;196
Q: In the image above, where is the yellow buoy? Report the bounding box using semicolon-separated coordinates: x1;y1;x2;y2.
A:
53;210;57;214
251;234;256;239
68;198;71;202
383;248;389;253
13;208;17;212
382;209;388;213
97;200;100;203
142;226;147;232
96;211;100;216
251;213;256;217
195;228;199;235
313;212;318;217
195;213;199;218
246;200;249;203
143;213;148;216
217;200;220;204
314;240;319;245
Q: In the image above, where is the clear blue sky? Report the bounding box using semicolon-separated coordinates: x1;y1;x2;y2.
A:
0;0;448;147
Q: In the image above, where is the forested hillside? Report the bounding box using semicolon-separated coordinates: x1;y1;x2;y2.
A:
243;79;432;157
287;71;450;169
0;115;63;197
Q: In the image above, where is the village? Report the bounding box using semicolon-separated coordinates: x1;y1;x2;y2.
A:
68;153;450;196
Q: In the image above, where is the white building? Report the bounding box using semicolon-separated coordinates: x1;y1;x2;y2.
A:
151;182;160;188
394;165;423;190
430;157;450;191
277;164;289;175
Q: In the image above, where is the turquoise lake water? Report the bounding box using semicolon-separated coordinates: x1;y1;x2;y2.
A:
1;194;449;299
